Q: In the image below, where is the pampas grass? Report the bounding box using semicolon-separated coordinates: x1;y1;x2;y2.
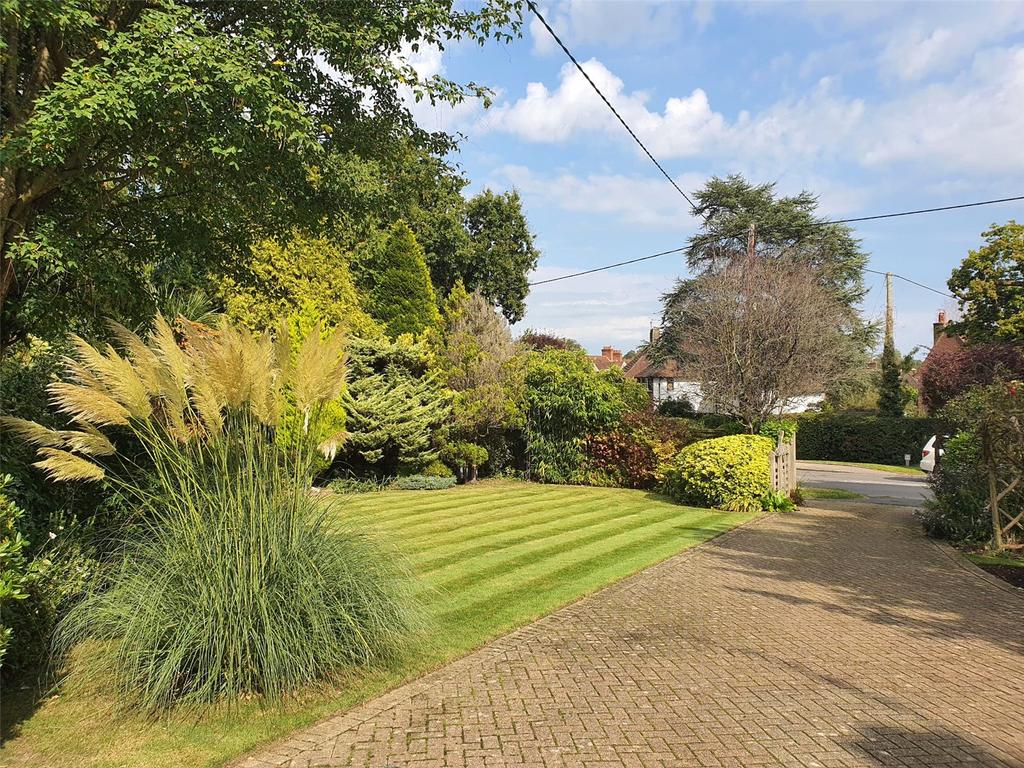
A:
4;315;416;712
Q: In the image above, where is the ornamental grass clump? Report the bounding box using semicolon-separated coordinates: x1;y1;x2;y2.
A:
4;316;415;712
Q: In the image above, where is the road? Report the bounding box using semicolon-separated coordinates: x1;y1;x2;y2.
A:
797;460;931;506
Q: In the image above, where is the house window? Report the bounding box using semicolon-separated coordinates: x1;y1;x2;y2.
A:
666;378;675;391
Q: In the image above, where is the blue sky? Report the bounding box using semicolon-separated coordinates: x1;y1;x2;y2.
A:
405;1;1024;355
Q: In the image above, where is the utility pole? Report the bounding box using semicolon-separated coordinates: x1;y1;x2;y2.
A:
885;272;894;347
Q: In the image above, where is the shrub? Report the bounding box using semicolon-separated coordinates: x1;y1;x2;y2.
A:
796;414;942;464
582;429;660;489
440;441;489;482
390;475;457;491
656;398;695;417
662;435;774;512
759;418;798;444
421;460;454;478
7;316;416;711
919;431;990;545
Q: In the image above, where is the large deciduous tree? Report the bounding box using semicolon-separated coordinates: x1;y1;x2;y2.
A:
460;189;539;323
660;258;860;432
0;0;522;349
948;221;1024;343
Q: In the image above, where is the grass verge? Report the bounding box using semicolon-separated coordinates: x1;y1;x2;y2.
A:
800;486;865;500
1;480;752;768
803;460;925;476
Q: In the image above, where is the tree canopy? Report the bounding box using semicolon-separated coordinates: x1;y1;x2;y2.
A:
948;221;1024;343
686;175;868;309
0;0;522;349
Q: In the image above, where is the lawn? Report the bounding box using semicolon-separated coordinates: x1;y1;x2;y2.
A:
1;480;752;768
803;460;926;476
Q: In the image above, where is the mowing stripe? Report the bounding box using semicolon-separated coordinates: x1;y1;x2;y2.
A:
345;489;559;533
410;501;653;570
414;503;695;578
429;510;725;595
380;487;626;540
434;515;743;621
343;484;554;524
394;490;636;550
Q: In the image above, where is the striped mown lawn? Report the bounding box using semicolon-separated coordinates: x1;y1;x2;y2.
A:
2;480;753;768
343;480;751;640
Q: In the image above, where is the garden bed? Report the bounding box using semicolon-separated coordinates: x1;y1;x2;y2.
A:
968;554;1024;589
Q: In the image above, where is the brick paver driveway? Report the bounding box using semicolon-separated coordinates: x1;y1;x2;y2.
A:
238;503;1024;768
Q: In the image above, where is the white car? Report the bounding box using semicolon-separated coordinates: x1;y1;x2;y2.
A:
920;435;944;473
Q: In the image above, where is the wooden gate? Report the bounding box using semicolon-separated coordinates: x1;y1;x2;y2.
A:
979;386;1024;551
770;433;796;495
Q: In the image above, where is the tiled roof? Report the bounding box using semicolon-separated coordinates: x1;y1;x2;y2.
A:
588;355;616;371
623;351;691;379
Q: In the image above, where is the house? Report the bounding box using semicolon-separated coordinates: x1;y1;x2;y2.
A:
621;327;824;413
908;310;963;408
622;328;704;408
588;345;623;371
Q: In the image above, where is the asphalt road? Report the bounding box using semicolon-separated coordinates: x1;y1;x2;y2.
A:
797;461;931;506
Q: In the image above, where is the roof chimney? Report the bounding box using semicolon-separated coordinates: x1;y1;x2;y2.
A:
611;349;622;364
650;327;662;344
601;345;614;361
933;310;948;344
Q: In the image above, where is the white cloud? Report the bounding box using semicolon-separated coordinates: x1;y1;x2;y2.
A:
515;266;675;352
483;59;727;152
529;1;687;55
495;164;702;228
861;46;1024;174
483;46;1024;176
876;4;1024;82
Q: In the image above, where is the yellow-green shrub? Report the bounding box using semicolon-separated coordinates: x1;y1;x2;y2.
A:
662;434;773;512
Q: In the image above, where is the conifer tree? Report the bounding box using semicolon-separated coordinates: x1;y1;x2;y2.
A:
878;336;905;418
364;222;441;338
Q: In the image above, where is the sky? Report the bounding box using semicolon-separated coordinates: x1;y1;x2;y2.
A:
405;0;1024;356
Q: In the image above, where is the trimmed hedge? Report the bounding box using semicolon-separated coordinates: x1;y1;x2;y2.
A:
797;414;943;465
390;475;457;491
662;435;774;512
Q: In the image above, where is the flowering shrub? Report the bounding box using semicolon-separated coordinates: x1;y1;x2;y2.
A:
662;435;774;512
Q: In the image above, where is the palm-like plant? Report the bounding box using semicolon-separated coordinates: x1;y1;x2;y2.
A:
4;316;415;711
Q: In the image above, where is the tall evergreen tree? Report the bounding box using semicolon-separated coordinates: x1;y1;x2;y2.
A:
362;222;441;338
877;337;905;417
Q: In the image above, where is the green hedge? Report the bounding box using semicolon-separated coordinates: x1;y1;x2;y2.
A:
796;414;943;464
662;435;774;512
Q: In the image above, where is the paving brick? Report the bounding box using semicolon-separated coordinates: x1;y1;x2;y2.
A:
234;503;1024;768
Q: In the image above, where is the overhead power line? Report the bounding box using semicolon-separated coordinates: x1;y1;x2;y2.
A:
530;247;687;286
526;0;697;210
864;269;953;299
529;194;1023;288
